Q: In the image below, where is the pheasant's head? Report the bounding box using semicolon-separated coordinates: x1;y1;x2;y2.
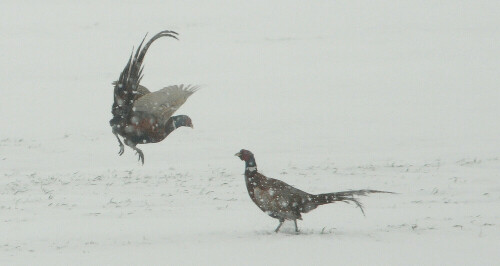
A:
234;149;254;161
173;115;194;129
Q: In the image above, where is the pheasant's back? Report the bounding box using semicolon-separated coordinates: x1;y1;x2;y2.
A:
246;173;313;220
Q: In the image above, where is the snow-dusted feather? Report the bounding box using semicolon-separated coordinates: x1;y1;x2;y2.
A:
111;30;178;121
112;81;151;98
133;84;199;124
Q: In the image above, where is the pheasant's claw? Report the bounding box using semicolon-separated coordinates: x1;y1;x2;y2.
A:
135;150;145;165
118;144;125;156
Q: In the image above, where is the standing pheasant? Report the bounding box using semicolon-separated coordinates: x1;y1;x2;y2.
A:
235;149;393;233
110;30;198;164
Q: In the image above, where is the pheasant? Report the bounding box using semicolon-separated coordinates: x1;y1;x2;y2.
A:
235;149;393;233
110;30;198;164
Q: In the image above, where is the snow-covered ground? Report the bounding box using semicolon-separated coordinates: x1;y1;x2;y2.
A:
1;1;499;265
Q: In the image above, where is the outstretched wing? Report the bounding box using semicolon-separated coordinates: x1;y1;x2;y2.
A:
111;30;178;122
132;84;199;125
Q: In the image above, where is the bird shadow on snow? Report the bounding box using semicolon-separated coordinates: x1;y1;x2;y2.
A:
250;223;382;239
251;224;337;237
251;229;378;240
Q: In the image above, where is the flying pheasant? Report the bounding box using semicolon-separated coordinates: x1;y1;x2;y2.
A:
235;149;393;233
110;30;198;164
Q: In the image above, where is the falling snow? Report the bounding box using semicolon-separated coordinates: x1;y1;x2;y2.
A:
0;0;499;265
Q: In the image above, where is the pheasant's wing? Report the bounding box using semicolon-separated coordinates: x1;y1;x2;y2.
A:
133;84;199;124
111;30;178;122
137;84;151;97
266;177;310;198
264;177;312;218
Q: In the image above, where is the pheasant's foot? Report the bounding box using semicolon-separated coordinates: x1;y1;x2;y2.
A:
135;150;144;165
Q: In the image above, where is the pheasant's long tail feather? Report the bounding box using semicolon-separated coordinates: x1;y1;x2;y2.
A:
312;190;394;216
111;30;178;122
137;30;178;66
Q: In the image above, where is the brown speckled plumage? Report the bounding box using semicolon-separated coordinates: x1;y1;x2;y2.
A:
110;30;198;164
235;149;393;233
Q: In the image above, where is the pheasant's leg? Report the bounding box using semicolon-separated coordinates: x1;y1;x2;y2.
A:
294;220;299;233
114;133;125;155
274;219;285;233
133;147;145;165
125;140;144;165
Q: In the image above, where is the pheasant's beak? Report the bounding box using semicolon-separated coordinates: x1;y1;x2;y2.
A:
234;152;241;157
